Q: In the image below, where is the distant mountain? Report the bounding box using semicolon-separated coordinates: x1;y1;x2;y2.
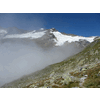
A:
6;27;29;34
0;26;29;34
1;27;96;47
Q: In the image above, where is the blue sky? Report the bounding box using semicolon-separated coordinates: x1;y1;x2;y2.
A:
0;13;100;37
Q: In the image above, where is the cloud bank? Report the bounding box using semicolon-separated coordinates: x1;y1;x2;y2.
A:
0;38;83;87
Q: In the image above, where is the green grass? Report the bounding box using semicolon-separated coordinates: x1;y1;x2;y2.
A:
83;64;100;88
70;64;100;88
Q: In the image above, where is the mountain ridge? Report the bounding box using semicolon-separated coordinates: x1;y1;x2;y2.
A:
1;27;96;46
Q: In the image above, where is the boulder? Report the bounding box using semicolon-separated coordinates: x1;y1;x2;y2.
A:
80;67;87;71
95;50;99;55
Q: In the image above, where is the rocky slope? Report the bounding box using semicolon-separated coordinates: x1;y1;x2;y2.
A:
2;37;100;88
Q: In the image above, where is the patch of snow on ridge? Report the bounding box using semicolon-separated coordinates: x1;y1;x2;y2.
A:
4;30;46;39
0;30;7;34
51;31;95;46
40;28;44;30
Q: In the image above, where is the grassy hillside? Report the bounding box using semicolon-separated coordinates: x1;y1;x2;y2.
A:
2;38;100;88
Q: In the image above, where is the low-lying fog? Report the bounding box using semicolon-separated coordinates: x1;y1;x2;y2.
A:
0;39;82;87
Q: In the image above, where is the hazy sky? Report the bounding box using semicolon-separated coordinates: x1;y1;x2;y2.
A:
0;13;100;36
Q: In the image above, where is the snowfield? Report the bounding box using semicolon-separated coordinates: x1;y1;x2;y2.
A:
3;29;96;46
4;30;46;39
51;31;95;46
0;30;7;34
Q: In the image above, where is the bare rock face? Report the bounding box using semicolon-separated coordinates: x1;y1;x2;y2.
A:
61;32;77;36
75;40;90;48
33;30;57;49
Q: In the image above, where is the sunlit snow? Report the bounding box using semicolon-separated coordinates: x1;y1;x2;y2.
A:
51;31;95;46
0;30;7;34
4;30;46;39
4;29;96;46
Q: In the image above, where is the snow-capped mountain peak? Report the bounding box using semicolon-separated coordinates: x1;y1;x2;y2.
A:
50;31;95;46
2;28;96;46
